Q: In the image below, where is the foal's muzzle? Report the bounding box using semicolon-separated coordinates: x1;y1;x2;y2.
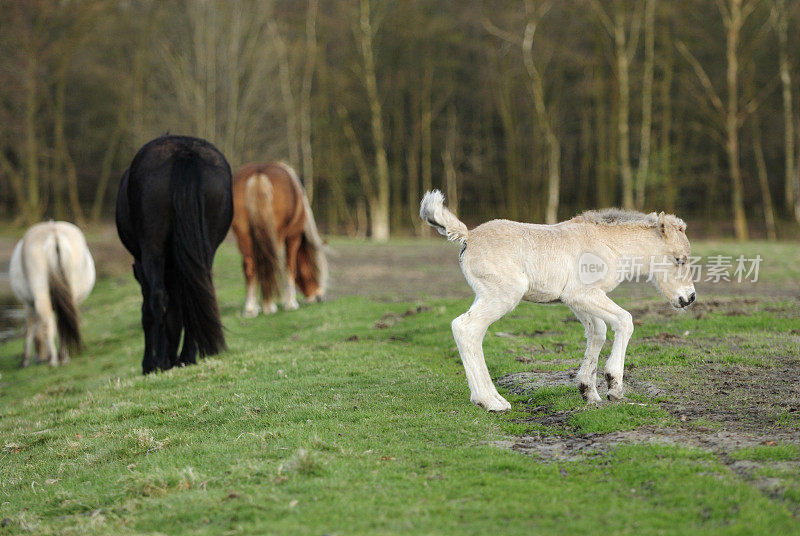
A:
678;292;696;308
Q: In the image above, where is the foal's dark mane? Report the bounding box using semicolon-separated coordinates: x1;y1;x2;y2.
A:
573;208;686;230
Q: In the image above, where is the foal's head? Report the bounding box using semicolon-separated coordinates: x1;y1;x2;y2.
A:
651;212;696;309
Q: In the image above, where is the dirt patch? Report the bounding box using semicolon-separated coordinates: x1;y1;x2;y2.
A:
500;428;795;462
496;363;800;462
374;304;432;329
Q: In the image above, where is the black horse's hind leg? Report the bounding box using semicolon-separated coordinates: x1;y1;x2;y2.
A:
179;335;197;366
134;261;156;374
141;255;170;372
165;295;183;368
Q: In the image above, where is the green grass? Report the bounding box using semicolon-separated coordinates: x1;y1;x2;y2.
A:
1;240;799;535
729;444;800;462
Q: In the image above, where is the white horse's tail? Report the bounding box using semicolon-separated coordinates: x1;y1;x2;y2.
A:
44;229;81;352
419;190;468;244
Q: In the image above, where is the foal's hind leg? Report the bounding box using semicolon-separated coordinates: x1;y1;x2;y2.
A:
452;296;520;412
570;308;606;405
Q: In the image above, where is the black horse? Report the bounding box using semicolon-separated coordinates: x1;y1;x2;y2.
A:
116;135;233;374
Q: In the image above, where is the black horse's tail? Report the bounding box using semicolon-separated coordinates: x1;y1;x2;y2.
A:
170;150;226;356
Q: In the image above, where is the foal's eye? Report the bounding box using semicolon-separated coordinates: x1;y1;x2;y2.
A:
675;257;685;265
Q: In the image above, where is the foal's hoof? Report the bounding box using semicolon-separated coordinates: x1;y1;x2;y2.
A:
579;383;603;405
283;300;300;311
262;303;278;315
472;394;512;413
242;307;259;319
584;392;602;406
607;388;625;402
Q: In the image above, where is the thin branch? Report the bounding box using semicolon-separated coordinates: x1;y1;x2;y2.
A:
588;0;615;36
740;74;780;124
480;14;522;46
676;40;725;115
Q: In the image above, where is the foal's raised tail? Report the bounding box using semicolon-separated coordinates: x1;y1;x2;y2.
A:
245;174;280;302
420;190;468;244
170;150;226;356
46;232;81;352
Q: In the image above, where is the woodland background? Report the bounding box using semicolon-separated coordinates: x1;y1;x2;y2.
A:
1;0;799;240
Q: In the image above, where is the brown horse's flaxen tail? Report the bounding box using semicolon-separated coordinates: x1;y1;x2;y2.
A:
48;234;81;353
246;173;280;302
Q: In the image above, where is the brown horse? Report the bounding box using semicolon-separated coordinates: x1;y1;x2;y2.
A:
231;162;327;317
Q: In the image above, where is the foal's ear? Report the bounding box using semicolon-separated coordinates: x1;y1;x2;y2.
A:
657;211;669;239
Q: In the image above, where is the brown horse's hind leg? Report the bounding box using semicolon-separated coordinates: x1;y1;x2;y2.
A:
280;235;301;311
242;256;261;317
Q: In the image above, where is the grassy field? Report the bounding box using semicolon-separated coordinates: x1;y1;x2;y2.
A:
1;236;799;535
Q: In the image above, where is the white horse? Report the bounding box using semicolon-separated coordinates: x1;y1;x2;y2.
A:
9;221;95;367
420;190;696;412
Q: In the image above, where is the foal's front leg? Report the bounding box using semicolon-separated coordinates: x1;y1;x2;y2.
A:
570;308;606;405
570;290;633;401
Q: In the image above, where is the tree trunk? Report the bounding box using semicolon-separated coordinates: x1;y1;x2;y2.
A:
300;0;319;201
24;52;40;224
420;61;434;235
615;6;634;210
52;68;68;221
442;105;459;217
496;75;520;220
635;0;655;209
407;94;422;235
579;107;591;209
521;13;560;224
271;19;300;167
356;0;390;241
65;152;85;225
773;0;796;219
752;115;777;240
725;0;749;240
595;63;611;207
660;19;676;212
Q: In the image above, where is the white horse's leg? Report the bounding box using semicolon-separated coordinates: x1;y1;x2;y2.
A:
452;297;519;412
570;308;606;405
569;290;633;401
22;306;36;368
41;305;59;367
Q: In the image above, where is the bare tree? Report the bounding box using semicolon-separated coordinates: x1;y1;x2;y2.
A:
300;0;319;201
771;0;799;222
351;0;391;241
483;0;562;223
442;105;461;216
635;0;656;209
590;0;642;210
677;0;766;240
